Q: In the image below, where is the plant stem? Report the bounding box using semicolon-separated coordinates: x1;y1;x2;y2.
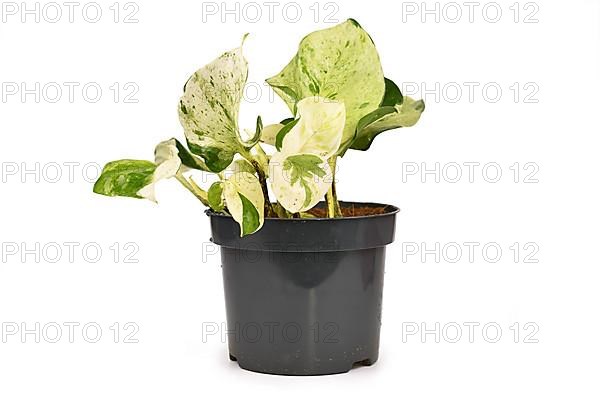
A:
331;177;342;216
274;202;292;218
325;157;342;218
253;143;269;170
176;173;210;207
241;148;275;217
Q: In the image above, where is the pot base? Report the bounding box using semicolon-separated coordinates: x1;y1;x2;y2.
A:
229;353;379;376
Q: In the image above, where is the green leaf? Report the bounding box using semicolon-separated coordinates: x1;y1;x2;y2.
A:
178;38;248;172
351;96;425;151
207;182;225;211
238;193;261;236
275;118;299;151
255;115;263;137
266;19;385;154
185;142;233;173
381;77;403;107
93;160;156;200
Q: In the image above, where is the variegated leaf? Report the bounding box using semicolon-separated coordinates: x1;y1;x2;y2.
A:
266;19;385;154
207;181;225;211
351;96;425;151
137;138;208;202
178;38;248;172
93;160;156;200
279;96;345;158
268;97;344;213
257;123;284;147
222;171;264;236
269;152;332;213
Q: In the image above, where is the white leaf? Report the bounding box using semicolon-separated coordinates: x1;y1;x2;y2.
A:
281;96;346;158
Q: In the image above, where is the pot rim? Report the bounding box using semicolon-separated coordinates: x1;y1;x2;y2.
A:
205;201;400;221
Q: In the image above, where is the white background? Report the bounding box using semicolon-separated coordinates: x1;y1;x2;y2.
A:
1;0;599;398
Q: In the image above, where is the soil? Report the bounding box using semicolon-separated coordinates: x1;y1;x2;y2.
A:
307;204;390;218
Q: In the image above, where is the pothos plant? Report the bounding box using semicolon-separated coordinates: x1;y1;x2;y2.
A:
93;19;425;236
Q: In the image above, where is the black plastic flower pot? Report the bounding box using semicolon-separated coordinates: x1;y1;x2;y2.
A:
207;201;399;376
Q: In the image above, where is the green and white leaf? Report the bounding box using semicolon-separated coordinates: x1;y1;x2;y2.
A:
257;123;284;147
351;96;425;151
275;118;299;151
222;171;264;236
92;138;208;202
239;115;263;149
134;138;213;202
269;152;332;213
207;181;225;211
178;38;248;172
266;19;385;154
93;160;156;200
224;158;256;177
279;97;345;158
163;138;210;172
268;97;344;213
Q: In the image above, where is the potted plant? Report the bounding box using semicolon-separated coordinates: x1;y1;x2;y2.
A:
93;19;424;375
